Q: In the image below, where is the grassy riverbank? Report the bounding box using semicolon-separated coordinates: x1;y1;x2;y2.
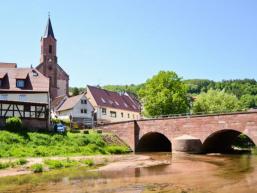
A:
0;130;130;158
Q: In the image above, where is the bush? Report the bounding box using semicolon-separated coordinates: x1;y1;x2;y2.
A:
82;159;94;166
0;162;10;169
31;164;43;173
44;158;79;169
5;117;22;131
52;118;70;127
16;158;28;165
61;119;70;126
51;118;61;124
44;159;63;169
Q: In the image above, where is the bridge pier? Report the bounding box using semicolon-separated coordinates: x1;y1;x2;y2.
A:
173;135;203;153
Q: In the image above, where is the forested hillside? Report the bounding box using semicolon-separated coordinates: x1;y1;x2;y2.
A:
69;75;257;116
101;79;257;98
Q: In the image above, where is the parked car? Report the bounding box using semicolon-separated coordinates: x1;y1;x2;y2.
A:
54;123;66;133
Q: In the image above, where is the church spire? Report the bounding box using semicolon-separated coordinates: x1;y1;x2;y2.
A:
44;15;55;39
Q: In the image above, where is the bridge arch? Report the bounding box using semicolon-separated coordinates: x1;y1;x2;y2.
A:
202;129;256;153
135;132;172;152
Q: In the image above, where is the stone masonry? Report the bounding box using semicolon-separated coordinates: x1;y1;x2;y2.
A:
99;111;257;152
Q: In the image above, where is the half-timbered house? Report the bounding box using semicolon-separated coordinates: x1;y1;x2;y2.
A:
0;64;50;129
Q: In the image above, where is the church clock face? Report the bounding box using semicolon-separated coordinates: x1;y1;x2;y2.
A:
48;58;52;62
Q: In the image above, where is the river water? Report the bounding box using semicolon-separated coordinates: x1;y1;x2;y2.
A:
0;153;257;193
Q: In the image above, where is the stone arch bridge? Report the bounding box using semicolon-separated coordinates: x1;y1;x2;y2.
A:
98;111;257;153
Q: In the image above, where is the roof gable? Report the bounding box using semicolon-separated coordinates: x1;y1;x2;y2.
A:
57;94;84;112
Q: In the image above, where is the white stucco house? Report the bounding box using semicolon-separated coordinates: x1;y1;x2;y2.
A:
55;93;94;127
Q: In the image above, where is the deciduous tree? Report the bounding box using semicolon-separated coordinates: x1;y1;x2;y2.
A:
192;89;242;113
139;71;189;116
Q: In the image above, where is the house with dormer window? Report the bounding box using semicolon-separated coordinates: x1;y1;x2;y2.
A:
86;85;141;124
0;63;50;129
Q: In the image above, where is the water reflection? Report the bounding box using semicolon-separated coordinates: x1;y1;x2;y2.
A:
214;154;254;179
0;154;257;193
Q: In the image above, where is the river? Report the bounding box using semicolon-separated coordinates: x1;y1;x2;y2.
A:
0;153;257;193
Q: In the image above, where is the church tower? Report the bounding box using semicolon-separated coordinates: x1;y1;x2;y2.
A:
36;16;69;100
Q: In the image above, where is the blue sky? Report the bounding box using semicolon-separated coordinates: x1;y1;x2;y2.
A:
0;0;257;87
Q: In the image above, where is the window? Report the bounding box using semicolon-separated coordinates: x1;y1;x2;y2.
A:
81;109;87;114
121;112;123;118
16;80;25;88
0;94;7;100
110;111;116;118
128;113;130;118
19;94;26;102
0;79;2;87
101;97;106;103
124;103;128;108
81;99;87;104
102;108;106;115
32;70;38;77
49;45;52;54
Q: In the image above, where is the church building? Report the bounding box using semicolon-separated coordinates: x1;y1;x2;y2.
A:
36;17;69;100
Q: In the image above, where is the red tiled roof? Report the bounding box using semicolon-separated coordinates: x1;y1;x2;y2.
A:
0;68;49;92
0;63;17;68
57;94;84;112
15;70;29;79
87;85;141;113
51;95;67;110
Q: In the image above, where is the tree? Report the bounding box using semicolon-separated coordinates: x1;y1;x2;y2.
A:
139;71;190;117
183;79;215;94
69;87;85;96
240;94;257;109
192;89;242;113
72;87;80;96
103;84;144;97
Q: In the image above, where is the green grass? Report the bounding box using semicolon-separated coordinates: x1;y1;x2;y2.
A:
44;158;96;170
105;145;130;154
31;164;43;173
44;158;79;169
16;158;28;165
82;159;94;166
0;158;28;170
0;162;11;169
0;130;130;158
